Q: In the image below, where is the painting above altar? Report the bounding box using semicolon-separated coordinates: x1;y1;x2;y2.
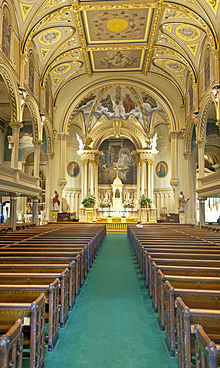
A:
98;138;137;184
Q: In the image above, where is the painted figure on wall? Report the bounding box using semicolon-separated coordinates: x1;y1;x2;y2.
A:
100;94;114;113
53;191;60;211
98;138;137;184
123;94;135;114
156;161;168;178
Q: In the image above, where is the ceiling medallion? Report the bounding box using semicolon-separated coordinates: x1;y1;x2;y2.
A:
175;25;200;41
165;61;185;72
107;18;129;33
38;29;62;45
53;63;71;75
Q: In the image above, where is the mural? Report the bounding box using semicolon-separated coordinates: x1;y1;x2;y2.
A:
156;161;168;178
70;86;167;132
98;138;137;184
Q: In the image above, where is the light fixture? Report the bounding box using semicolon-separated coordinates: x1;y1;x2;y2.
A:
18;87;27;105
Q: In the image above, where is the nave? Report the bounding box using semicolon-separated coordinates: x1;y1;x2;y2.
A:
44;234;177;368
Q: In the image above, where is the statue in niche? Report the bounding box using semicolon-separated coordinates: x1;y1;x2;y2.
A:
115;189;120;198
2;8;11;59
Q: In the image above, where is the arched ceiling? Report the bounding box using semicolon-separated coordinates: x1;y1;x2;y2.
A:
13;0;220;102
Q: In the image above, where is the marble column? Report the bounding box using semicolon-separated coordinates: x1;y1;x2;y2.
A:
170;131;179;187
136;159;140;205
33;140;41;179
10;124;22;169
140;160;145;195
45;153;54;222
95;160;99;205
32;197;38;225
197;139;206;178
198;197;206;227
184;153;192;223
90;160;95;195
84;159;88;198
59;133;67;182
147;159;154;201
10;196;17;231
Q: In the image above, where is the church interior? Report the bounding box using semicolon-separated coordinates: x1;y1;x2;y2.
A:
0;0;220;367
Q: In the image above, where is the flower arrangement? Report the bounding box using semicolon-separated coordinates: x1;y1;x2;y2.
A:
140;195;152;208
100;201;111;208
82;194;95;208
123;201;134;208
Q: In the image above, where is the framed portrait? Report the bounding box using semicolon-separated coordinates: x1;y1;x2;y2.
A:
156;161;168;178
67;161;80;177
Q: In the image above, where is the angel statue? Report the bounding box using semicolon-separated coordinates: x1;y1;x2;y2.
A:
150;133;158;153
76;133;84;154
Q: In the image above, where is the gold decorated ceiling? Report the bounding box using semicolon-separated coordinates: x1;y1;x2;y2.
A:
14;0;220;100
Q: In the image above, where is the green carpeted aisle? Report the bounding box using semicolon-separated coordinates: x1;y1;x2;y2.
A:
44;234;178;368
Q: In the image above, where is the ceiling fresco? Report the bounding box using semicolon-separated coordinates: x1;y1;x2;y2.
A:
12;0;220;101
69;85;168;135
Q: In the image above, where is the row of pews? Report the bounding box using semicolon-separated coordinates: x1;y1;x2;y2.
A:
0;223;106;368
128;224;220;368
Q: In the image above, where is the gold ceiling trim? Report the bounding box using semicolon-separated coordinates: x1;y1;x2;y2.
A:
153;45;197;82
162;3;217;49
149;70;184;102
41;47;83;86
21;6;73;54
72;0;92;76
143;0;163;74
78;2;157;11
87;45;148;51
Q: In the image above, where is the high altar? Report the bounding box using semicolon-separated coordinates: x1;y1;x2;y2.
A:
78;135;158;223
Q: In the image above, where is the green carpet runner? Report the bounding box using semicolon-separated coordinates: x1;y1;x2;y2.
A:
44;234;177;368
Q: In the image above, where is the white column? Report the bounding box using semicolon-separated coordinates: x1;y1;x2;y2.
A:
10;124;21;170
76;193;80;217
95;160;99;204
90;160;94;195
170;131;179;187
59;133;67;182
140;160;145;195
197;140;206;178
136;159;140;205
84;159;88;198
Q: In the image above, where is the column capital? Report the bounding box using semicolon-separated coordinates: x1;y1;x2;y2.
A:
10;122;23;130
183;152;191;159
196;139;206;146
169;130;181;138
58;132;68;141
147;158;155;165
46;152;54;160
33;140;42;148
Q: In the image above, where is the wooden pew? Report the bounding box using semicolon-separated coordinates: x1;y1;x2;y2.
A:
176;297;220;368
147;255;220;297
0;254;82;297
0;262;76;310
0;294;45;368
153;264;220;316
164;280;220;356
0;272;68;328
0;280;59;351
0;319;23;368
195;324;220;368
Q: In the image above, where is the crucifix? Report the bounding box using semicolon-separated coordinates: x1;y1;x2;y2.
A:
113;165;122;178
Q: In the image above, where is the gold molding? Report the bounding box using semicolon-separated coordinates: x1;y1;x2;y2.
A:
71;0;92;76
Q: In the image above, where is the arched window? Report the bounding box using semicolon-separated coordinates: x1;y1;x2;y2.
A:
204;48;210;91
2;6;11;59
45;80;50;114
189;76;193;112
29;51;35;93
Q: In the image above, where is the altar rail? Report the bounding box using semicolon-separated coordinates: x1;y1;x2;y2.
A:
106;223;127;233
